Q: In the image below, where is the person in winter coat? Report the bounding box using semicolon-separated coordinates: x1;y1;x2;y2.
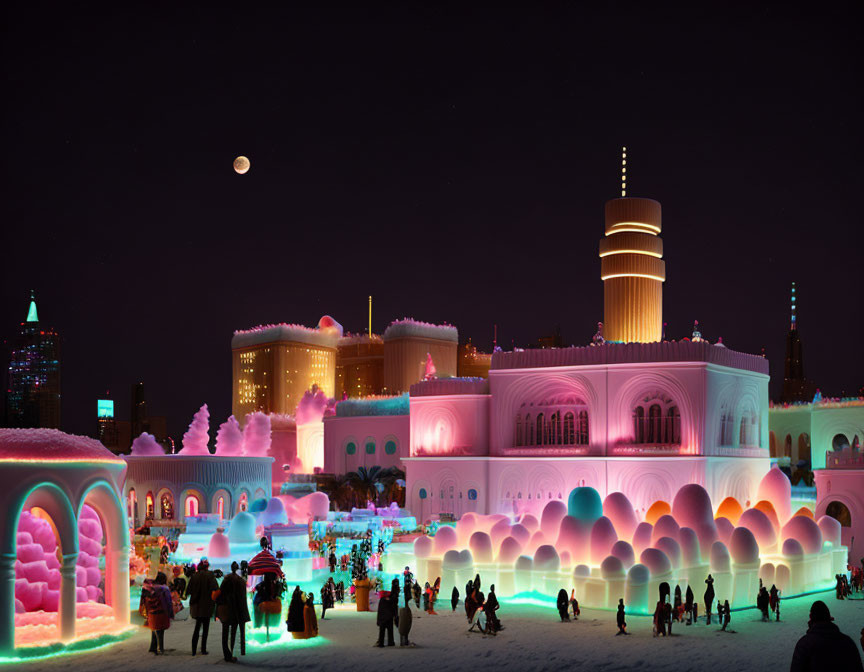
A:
252;572;284;630
376;588;397;646
329;550;337;573
403;567;414;607
556;589;570;622
790;601;863;672
451;586;459;611
616;599;628;635
303;594;318;639
653;599;666;637
758;586;770;621
570;590;580;620
286;586;305;637
141;572;173;654
320;577;336;619
217;562;250;662
422;582;431;613
485;585;501;633
720;600;731;631
769;585;779;618
465;581;476;621
684;585;694;625
412;582;421;609
704;575;715;625
187;559;218;655
673;585;682;621
398;602;413;646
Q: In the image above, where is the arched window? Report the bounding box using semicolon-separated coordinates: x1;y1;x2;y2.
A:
526;415;533;445
826;500;852;527
833;434;851;451
785;434;793;457
563;412;575;445
160;492;174;520
633;393;680;445
145;491;154;519
634;407;645;443
739;409;758;447
577;410;589;445
536;414;545;446
515;416;523;445
798;434;811;464
550;411;561;445
719;408;734;446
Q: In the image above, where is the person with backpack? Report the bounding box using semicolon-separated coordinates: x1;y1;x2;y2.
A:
140;572;173;654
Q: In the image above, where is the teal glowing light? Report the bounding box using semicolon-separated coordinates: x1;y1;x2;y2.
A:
25;293;38;323
97;400;114;418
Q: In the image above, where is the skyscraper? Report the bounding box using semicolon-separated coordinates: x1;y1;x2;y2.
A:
4;292;61;428
781;282;815;403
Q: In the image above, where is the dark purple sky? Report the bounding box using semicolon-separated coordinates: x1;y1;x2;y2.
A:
2;3;862;440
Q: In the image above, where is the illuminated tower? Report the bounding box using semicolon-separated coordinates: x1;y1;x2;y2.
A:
598;148;665;343
781;282;813;402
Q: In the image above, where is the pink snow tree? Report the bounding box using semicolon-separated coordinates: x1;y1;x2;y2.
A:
131;432;165;456
179;404;211;455
242;411;271;456
295;385;334;425
215;415;244;456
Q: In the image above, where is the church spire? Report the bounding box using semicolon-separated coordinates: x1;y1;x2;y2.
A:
26;290;38;323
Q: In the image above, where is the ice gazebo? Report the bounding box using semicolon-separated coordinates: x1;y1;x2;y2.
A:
0;429;130;657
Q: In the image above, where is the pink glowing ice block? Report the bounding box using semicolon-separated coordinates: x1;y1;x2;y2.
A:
490;518;512;547
518;514;539;533
782;538;804;558
291;492;330;522
433;525;458;555
710;541;731;572
601;555;625;579
534;545;560;571
729;527;759;564
632;522;653;554
208;531;231;558
738;508;777;549
817;515;842;547
645;501;671;525
672;484;714;531
781;516;823;554
497;537;523;563
754;501;781;531
756;465;792;524
442;549;473;570
677;527;701;567
590;517;618;565
509;523;530;546
413;535;433;558
714;517;734;544
610;540;635;568
540;501;567;540
603;492;639;541
655;537;682;569
469;531;493;563
456;513;478;545
639;548;671;576
556;515;589;562
652;515;680;545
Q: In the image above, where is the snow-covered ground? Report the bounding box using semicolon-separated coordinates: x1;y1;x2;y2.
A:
13;590;864;672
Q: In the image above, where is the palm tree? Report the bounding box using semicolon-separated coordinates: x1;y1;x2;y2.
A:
347;466;385;505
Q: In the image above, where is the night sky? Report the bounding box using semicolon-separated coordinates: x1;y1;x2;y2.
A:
2;3;862;441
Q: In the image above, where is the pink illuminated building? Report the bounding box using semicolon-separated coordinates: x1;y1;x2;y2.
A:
404;193;772;522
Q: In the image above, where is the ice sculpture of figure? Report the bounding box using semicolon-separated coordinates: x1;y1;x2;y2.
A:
592;322;605;346
423;353;437;381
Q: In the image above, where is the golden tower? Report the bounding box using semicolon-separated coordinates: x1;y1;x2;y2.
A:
598;148;665;343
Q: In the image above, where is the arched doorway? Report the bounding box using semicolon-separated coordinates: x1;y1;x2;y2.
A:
784;434;792;458
797;434;811;464
826;500;852;527
833;434;851;451
769;432;777;457
184;495;199;517
157;490;174;520
145;491;155;519
127;488;137;527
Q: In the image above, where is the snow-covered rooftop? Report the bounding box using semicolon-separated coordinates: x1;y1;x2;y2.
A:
383;318;458;343
232;315;343;349
0;428;123;462
335;394;410;417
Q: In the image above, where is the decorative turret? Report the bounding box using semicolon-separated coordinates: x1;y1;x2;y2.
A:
599;148;665;343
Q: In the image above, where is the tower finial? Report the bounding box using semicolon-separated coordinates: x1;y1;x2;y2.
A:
26;290;38;323
368;295;373;336
790;282;797;331
621;146;627;197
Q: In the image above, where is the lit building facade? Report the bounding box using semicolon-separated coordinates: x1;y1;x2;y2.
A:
231;316;341;420
770;398;864;470
457;339;492;379
403;193;772;522
336;334;385;398
4;293;61;429
96;398;119;451
323;396;410;475
815;445;864;564
382;320;458;394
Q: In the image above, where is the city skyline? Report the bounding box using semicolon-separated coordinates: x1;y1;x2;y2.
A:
1;4;861;440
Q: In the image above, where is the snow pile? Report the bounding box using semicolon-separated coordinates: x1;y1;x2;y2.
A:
179;404;211;455
338;333;384;346
0;428;119;461
295;385;335;425
130;432;164;456
335;394;410;417
383;318;458;342
232;315;343;349
242;411;272;456
215;416;244;456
